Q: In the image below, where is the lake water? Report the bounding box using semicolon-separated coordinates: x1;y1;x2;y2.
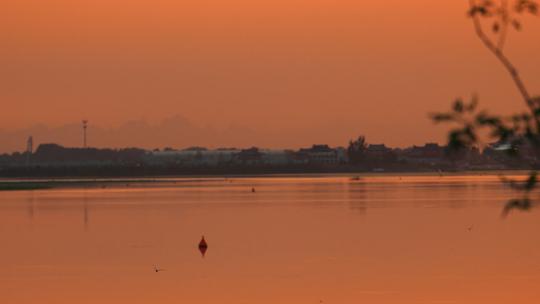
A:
1;174;540;304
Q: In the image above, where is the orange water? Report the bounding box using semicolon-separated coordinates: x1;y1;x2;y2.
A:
1;174;540;303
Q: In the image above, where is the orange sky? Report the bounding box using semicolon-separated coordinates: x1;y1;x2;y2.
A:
1;0;539;152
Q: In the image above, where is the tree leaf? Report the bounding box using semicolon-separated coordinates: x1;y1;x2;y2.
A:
466;96;479;112
502;198;532;217
528;3;538;14
512;19;522;30
453;99;464;113
482;0;494;8
525;171;537;191
531;96;540;107
431;113;455;122
493;22;500;33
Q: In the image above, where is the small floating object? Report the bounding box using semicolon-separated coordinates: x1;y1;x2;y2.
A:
153;265;165;272
251;187;256;193
198;236;208;257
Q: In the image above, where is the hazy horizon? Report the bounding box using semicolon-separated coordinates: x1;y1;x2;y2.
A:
2;0;539;152
0;115;448;153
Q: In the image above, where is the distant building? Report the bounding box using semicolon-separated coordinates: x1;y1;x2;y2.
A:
399;143;446;165
335;147;348;163
149;148;240;166
298;144;344;164
30;143;146;166
483;138;538;165
260;149;297;165
183;146;207;151
236;147;263;165
366;144;395;161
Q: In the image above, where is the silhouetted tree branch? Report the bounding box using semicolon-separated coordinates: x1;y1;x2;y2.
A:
433;0;539;215
469;0;536;112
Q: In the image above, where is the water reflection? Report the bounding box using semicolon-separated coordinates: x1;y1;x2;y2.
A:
347;181;367;214
83;194;89;231
25;191;35;219
1;175;539;304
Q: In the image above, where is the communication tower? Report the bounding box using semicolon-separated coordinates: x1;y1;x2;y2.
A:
82;120;88;148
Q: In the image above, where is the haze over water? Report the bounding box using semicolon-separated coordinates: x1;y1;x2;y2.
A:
2;174;540;303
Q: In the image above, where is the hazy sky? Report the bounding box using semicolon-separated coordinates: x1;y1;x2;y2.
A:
1;0;539;152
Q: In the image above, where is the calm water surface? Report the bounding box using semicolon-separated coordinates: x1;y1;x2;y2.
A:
1;174;540;304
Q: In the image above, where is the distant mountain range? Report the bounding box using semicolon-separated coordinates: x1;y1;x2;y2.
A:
0;115;263;153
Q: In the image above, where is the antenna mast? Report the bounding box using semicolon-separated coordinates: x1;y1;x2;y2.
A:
82;120;88;148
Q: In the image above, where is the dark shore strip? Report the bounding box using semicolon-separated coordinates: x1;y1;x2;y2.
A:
0;182;54;191
1;162;529;179
0;178;197;191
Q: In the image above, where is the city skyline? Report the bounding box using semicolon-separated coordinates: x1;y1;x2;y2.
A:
0;115;444;153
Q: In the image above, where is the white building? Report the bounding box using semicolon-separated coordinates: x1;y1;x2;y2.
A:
149;148;240;166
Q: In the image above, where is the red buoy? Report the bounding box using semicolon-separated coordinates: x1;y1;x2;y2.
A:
198;236;208;257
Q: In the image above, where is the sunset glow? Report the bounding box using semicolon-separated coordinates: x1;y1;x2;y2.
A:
2;1;539;151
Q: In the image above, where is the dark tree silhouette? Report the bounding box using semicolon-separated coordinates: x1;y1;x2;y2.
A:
347;136;368;164
432;0;539;215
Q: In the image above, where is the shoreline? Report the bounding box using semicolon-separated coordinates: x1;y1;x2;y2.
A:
0;170;531;191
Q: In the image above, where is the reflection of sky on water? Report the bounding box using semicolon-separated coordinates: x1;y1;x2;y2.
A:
1;174;539;304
